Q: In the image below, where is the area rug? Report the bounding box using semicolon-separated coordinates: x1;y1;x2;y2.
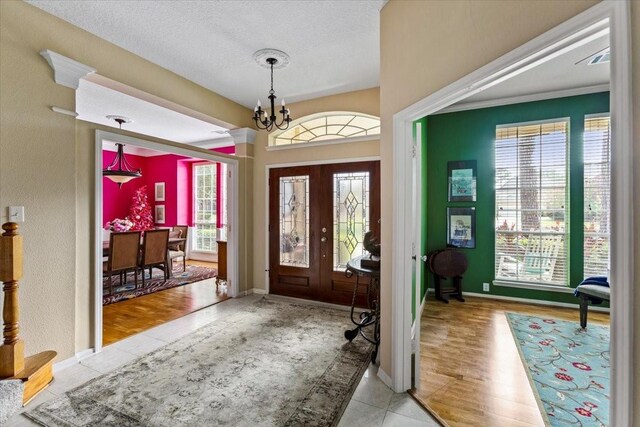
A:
102;265;217;305
506;313;609;427
27;297;373;426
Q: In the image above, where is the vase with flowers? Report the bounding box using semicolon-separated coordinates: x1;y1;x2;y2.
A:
105;218;134;232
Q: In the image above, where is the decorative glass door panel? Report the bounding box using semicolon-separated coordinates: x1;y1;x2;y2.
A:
279;175;310;268
269;162;380;306
333;172;370;271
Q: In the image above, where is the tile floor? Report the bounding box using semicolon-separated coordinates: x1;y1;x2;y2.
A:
6;291;438;426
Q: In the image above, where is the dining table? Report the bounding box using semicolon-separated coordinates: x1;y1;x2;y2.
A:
103;237;186;278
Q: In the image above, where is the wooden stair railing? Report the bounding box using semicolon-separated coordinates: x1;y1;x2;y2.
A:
0;222;57;404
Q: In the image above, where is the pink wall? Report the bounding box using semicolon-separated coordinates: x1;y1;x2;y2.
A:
103;145;235;228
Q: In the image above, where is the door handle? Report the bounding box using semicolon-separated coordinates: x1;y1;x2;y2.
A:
412;255;428;262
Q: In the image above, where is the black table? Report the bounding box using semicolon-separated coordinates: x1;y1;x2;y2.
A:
344;255;380;363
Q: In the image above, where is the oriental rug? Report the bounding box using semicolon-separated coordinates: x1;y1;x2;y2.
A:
103;265;217;305
506;313;609;427
27;298;373;426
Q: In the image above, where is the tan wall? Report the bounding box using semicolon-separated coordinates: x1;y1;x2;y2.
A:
252;88;380;290
0;1;251;360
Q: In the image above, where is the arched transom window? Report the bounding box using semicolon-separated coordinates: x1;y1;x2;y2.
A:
270;112;380;147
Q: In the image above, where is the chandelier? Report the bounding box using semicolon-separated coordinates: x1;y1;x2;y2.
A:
103;116;142;188
252;49;292;132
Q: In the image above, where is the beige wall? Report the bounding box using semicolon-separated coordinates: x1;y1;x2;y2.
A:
251;88;380;291
0;1;251;360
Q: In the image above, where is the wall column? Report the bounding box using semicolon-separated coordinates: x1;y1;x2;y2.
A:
229;128;256;294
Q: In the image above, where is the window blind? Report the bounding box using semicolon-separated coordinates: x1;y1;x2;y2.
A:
495;120;569;286
583;115;610;278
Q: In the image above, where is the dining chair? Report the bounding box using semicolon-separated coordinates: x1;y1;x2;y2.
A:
103;231;141;295
169;225;188;272
139;229;170;286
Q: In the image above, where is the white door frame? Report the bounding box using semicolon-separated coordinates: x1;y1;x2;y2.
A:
94;130;240;353
390;2;633;426
263;156;381;294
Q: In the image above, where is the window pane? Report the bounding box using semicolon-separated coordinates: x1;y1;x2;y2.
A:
495;120;568;286
270;113;380;146
279;175;310;267
193;163;218;253
333;171;370;271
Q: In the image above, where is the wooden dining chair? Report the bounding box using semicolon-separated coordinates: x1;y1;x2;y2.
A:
103;231;141;295
139;229;170;286
169;225;188;272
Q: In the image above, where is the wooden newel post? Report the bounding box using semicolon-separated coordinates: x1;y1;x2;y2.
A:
0;222;25;378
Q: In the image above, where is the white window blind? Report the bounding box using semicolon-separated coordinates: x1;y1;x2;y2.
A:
583;115;610;277
495;120;569;286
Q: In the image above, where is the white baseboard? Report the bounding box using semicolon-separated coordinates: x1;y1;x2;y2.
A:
460;291;610;313
244;288;267;296
53;348;95;374
377;367;393;389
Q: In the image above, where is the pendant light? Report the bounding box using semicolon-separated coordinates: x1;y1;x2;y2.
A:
103;115;142;188
252;49;292;132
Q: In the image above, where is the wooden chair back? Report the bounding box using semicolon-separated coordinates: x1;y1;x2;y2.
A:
108;231;141;271
173;225;188;250
141;229;169;265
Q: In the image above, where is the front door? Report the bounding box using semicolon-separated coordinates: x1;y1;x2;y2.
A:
269;161;380;306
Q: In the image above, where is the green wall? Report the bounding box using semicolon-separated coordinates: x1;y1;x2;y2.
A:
423;92;610;304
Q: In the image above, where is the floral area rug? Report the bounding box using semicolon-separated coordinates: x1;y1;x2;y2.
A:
27;298;373;426
103;265;217;305
506;313;609;427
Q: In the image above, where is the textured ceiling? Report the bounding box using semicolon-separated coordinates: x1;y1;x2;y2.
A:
28;0;385;108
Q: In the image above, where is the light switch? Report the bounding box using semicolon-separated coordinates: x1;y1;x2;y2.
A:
8;206;25;223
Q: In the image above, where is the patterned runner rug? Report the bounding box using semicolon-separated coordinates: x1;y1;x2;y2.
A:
27;298;373;426
103;265;217;305
506;312;609;427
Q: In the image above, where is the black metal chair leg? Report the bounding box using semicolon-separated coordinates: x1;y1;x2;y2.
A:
579;293;589;328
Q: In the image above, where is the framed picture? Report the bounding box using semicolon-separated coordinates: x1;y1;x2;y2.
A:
447;207;476;248
155;205;165;224
448;160;477;202
154;182;165;201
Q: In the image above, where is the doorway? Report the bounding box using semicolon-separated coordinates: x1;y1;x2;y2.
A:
269;161;380;306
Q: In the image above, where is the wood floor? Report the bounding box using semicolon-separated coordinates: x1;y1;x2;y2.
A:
413;296;609;427
103;261;229;346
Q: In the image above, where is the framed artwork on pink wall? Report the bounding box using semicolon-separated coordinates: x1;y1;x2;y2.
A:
155;205;165;224
155;182;165;201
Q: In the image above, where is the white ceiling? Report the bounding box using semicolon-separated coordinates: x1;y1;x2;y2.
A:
28;0;385;108
77;79;233;145
458;32;609;106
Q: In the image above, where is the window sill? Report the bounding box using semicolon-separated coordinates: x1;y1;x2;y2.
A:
492;279;574;293
266;134;379;151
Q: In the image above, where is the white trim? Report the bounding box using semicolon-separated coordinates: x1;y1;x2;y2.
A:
495;116;570;128
265;156;380;169
228;128;257;145
411;293;427;342
266;135;379;151
94;130;240;353
53;348;95;374
377;367;393;389
585;112;611;119
492;280;575;293
391;3;633;424
245;288;268;296
40;49;96;89
461;292;611;313
436;84;609;114
50;106;78;117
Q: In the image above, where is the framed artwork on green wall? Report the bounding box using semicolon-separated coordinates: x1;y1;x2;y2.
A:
447;207;476;248
448;160;477;201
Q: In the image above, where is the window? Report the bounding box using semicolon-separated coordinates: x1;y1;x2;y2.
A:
583;114;610;277
495;119;569;286
193;163;217;253
270;112;380;147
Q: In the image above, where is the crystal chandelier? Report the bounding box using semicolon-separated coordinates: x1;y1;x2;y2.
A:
252;49;292;132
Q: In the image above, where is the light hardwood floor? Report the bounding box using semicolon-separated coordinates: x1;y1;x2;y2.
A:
103;260;228;346
412;296;609;427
